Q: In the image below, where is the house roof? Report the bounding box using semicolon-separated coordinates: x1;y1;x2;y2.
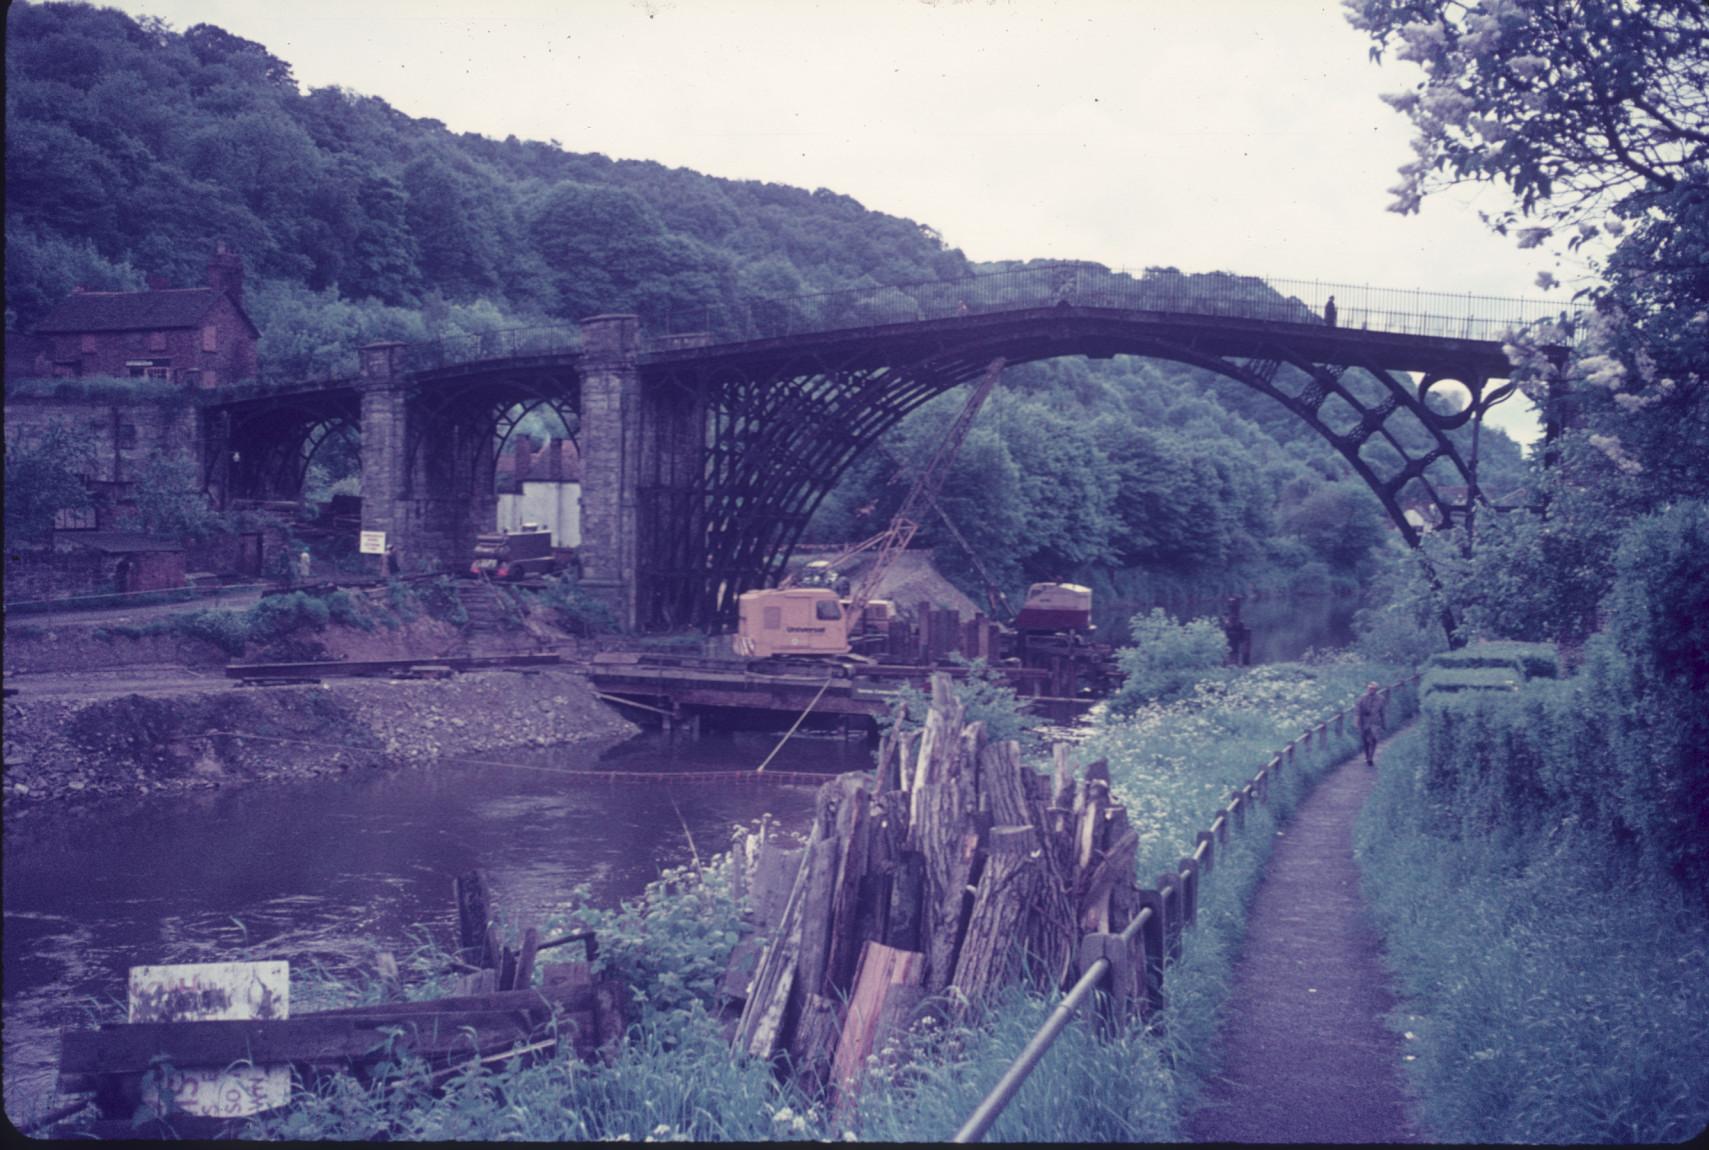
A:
34;288;257;336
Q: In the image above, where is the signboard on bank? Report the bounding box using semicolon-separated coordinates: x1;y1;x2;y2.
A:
127;961;292;1117
358;530;387;555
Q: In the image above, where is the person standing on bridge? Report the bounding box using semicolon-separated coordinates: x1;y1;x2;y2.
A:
1324;295;1338;328
1356;681;1385;767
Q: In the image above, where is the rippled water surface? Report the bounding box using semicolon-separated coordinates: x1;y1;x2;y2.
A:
2;729;850;1120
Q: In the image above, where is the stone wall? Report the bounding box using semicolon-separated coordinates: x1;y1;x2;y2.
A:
2;392;199;491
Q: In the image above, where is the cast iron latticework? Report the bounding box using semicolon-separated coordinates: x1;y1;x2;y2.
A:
206;390;361;503
639;305;1521;630
399;367;581;502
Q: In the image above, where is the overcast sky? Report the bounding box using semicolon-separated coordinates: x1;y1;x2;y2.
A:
86;0;1562;442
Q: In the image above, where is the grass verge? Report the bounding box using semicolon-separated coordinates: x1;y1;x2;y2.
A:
1355;726;1709;1143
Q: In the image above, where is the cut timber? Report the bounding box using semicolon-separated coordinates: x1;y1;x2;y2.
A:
788;993;842;1087
831;942;925;1108
952;825;1042;1003
822;776;875;996
750;844;806;933
790;834;843;1015
455;871;496;969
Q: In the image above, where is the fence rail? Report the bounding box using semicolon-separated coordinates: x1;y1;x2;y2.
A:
651;264;1581;348
253;266;1580;385
949;670;1425;1143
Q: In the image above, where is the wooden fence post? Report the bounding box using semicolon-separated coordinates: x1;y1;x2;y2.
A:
1177;858;1199;928
1133;890;1167;1020
1195;830;1216;875
1229;791;1246;832
1157;875;1183;961
1076;932;1130;1035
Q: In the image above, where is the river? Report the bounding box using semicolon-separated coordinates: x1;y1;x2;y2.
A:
1095;591;1358;661
1;730;849;1122
2;593;1356;1124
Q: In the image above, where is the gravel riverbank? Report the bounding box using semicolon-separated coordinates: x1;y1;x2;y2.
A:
1;669;638;820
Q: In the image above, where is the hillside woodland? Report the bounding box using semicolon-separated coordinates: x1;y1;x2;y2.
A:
5;1;1525;602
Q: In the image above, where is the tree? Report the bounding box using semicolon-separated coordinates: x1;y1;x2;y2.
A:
1347;0;1709;244
119;457;225;541
4;422;94;548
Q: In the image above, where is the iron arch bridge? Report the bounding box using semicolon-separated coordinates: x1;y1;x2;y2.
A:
199;265;1576;632
628;266;1574;630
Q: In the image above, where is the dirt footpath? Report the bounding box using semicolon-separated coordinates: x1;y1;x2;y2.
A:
1187;735;1420;1144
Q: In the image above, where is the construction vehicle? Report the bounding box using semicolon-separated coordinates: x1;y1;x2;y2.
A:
1011;582;1094;633
469;526;556;580
734;358;1006;663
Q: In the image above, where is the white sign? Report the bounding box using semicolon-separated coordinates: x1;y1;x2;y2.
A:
129;961;291;1118
358;530;387;555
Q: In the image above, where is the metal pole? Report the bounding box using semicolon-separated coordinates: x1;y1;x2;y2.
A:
951;958;1111;1143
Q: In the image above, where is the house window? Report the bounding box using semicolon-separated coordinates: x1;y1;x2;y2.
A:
54;504;98;531
149;331;167;351
79;333;96;354
145;367;172;382
52;360;80;378
182;369;202;388
202;325;218;352
815;600;843;621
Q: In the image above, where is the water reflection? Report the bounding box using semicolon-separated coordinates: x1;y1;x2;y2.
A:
2;729;854;1119
1096;592;1358;661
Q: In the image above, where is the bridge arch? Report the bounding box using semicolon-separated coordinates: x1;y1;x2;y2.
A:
639;306;1518;629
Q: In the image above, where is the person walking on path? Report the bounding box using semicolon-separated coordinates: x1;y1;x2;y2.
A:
1324;294;1338;327
1356;681;1386;766
1187;729;1420;1144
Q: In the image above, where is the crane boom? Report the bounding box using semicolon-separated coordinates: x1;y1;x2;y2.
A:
846;357;1005;614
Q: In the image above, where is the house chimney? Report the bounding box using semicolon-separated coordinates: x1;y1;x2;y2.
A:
148;274;172;291
548;436;564;483
206;243;244;310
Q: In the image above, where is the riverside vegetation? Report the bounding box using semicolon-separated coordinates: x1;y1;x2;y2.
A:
55;623;1414;1142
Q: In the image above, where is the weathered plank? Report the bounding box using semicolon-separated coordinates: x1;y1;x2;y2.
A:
749;844;806;934
512;928;540;992
454;871;495;968
830;942;925;1105
64;1013;549;1076
290;982;596;1021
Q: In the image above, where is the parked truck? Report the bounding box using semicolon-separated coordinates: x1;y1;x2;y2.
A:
469;527;556;580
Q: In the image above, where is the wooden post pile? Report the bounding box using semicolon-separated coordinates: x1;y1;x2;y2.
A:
728;674;1142;1101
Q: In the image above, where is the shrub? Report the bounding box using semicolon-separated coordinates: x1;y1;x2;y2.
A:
885;656;1037;744
1109;607;1229;711
530;572;617;635
415;576;469;627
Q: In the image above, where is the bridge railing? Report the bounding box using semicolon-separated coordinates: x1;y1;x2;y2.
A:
654;263;1581;348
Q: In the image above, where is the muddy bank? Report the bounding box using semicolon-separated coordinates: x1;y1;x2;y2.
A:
1;669;637;819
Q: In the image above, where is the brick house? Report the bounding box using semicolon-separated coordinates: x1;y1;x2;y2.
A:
10;245;259;388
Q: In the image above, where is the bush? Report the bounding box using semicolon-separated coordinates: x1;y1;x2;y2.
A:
885;656;1037;745
1109;607;1228;711
529;572;617;635
1356;728;1709;1143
